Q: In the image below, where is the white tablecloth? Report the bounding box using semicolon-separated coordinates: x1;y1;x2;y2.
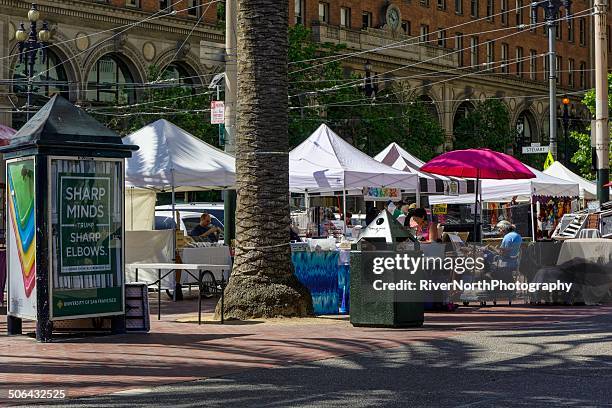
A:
125;230;175;289
181;246;232;283
556;239;612;265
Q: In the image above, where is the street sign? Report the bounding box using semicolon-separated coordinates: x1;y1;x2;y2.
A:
210;101;225;124
522;145;550;154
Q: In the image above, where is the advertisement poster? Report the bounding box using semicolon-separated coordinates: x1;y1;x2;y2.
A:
50;158;123;319
7;158;37;319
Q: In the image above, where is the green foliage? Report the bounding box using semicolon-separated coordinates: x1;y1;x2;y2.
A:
570;73;612;179
581;73;612;116
453;99;513;152
93;65;219;146
570;130;595;180
288;25;445;159
93;26;447;161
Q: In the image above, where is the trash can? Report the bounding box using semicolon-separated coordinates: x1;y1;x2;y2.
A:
350;210;424;328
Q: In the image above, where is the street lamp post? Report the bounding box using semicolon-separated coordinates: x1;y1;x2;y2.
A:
363;60;378;155
15;3;51;121
561;96;570;164
530;0;572;161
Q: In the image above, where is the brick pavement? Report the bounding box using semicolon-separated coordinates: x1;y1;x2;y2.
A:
1;295;610;405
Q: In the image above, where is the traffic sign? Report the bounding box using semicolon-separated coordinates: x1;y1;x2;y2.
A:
522;145;549;154
210;101;225;124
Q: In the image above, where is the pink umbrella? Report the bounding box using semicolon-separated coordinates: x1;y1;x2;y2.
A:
420;148;535;179
421;149;536;241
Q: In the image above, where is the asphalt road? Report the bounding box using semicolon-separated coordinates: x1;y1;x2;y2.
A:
29;312;612;408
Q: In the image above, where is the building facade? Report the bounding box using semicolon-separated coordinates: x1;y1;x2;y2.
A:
292;0;610;149
0;0;610;149
0;0;225;129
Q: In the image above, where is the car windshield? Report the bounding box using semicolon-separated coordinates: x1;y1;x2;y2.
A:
154;216;176;230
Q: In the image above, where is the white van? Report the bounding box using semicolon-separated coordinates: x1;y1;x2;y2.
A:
155;203;224;236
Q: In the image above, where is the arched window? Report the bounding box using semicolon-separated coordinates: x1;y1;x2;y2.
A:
12;49;69;98
87;54;136;104
163;62;195;85
453;101;475;132
11;49;69;129
516;110;537;145
418;95;439;122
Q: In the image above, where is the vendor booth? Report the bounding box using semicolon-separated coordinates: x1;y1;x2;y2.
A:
290;124;417;233
429;164;580;240
123;119;235;292
288;124;418;314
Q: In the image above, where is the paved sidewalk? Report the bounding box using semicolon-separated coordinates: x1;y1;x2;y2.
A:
1;297;611;406
64;311;612;408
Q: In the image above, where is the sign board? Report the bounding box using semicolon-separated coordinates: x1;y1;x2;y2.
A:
6;158;37;320
50;158;123;319
362;187;401;201
211;101;225;124
522;146;550;154
443;180;459;196
432;204;448;215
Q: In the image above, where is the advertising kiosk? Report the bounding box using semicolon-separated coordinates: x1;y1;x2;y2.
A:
2;95;137;342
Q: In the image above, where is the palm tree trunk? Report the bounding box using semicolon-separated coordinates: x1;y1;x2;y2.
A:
216;0;312;319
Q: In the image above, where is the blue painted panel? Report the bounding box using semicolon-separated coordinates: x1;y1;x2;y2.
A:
292;251;340;315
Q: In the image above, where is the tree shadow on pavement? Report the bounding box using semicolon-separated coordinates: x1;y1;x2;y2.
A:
22;311;612;408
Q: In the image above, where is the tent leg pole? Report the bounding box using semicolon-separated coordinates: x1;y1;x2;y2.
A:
305;190;310;236
343;189;347;235
529;196;537;242
171;169;176;263
473;176;480;243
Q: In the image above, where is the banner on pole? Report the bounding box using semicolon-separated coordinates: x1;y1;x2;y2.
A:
211;101;225;124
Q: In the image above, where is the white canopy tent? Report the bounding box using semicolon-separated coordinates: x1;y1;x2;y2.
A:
124;119;235;191
374;143;474;204
289;124;418;194
543;161;597;200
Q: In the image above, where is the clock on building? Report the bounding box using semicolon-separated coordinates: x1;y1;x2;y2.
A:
385;5;402;31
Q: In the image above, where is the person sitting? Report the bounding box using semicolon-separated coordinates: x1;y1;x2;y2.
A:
290;220;301;242
189;213;222;243
407;208;439;242
345;212;353;227
495;220;522;270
